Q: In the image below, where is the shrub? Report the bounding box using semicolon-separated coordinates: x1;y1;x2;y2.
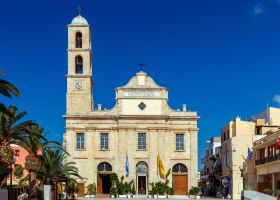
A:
87;183;96;195
263;188;272;195
131;182;136;195
14;164;23;179
116;176;135;195
110;173;119;186
149;170;173;196
189;186;200;195
110;187;118;197
167;186;174;196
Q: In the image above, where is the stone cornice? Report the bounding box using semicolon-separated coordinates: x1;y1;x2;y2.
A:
65;126;199;132
66;75;92;78
63;114;199;121
67;48;91;52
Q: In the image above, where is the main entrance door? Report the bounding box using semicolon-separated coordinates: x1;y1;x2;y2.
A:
136;161;148;195
97;174;112;194
137;176;146;195
97;162;112;194
172;163;188;195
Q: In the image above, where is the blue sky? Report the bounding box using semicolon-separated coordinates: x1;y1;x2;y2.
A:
1;0;280;169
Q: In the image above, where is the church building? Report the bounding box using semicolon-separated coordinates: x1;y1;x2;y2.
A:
63;14;200;197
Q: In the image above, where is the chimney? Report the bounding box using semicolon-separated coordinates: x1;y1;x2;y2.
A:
182;104;187;112
98;104;102;112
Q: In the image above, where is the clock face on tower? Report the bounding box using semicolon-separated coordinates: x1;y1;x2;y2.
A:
75;81;82;89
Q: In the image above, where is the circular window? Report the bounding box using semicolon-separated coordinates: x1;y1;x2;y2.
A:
138;102;147;110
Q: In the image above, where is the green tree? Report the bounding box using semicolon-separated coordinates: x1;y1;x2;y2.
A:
38;148;81;185
18;125;60;199
0;104;34;185
13;164;24;179
0;70;20;98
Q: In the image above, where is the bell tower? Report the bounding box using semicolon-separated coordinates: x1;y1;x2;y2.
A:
66;14;93;114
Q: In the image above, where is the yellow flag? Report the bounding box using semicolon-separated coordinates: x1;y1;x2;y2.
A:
57;182;62;194
157;153;166;178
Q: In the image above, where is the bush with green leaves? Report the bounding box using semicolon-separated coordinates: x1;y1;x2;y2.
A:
87;183;96;195
149;169;173;196
110;173;119;186
116;176;134;195
110;186;118;197
189;186;200;195
131;182;136;195
263;188;272;195
167;186;174;196
272;189;280;196
14;164;24;179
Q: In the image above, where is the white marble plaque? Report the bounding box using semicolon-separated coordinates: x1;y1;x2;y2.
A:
123;91;160;97
44;185;52;200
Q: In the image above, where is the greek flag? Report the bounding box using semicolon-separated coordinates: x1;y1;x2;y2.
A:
248;147;253;160
126;153;129;177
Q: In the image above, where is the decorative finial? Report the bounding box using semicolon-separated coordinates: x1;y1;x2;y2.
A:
77;5;82;15
137;61;145;71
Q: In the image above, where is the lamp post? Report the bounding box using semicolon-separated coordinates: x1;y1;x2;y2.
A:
9;157;16;200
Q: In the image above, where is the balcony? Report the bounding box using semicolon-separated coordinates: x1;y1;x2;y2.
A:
255;154;280;166
255;157;267;166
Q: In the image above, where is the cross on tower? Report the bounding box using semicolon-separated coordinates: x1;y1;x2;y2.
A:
137;62;145;71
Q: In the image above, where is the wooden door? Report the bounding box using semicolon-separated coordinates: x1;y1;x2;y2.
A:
97;174;103;193
138;176;147;195
78;183;85;197
173;175;188;195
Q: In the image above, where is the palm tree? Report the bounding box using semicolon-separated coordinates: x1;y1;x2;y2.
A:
0;70;20;98
0;104;35;186
38;148;81;184
38;148;81;199
18;125;60;200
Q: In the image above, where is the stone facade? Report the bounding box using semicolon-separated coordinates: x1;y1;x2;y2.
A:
221;110;280;200
63;15;199;196
254;130;280;194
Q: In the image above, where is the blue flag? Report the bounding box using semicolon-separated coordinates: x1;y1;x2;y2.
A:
126;153;129;177
248;147;253;160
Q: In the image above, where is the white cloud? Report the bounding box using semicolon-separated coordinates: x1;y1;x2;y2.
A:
253;3;264;16
248;0;280;17
273;94;280;104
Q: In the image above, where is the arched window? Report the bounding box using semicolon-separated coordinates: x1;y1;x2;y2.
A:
172;163;187;173
136;161;148;173
75;56;83;74
75;32;82;48
97;162;112;172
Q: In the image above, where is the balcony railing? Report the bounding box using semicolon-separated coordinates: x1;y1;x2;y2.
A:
255;157;267;165
255;154;280;166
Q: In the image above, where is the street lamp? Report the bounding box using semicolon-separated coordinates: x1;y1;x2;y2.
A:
9;157;16;200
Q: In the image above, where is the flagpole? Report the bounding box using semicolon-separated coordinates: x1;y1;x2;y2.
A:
157;130;159;177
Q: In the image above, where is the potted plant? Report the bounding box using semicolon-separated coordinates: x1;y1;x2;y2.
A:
273;189;280;198
263;188;272;196
87;183;96;198
167;186;174;198
110;173;119;187
131;182;136;198
110;187;118;198
189;186;200;199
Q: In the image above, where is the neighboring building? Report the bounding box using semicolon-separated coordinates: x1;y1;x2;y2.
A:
254;129;280;193
200;137;222;197
6;145;29;184
221;108;280;200
63;14;200;197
